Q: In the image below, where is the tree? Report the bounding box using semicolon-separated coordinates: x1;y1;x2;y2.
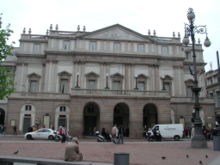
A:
0;14;14;99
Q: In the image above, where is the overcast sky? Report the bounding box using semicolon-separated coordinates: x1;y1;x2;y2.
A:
1;0;219;71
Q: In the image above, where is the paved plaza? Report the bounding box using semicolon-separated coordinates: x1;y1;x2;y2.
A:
0;135;220;165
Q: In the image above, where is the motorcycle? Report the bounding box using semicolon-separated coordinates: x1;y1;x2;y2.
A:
146;129;162;142
95;131;112;142
54;132;72;142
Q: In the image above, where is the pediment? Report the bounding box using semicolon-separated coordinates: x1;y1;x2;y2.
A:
137;73;147;78
111;72;124;78
85;71;99;77
83;24;153;42
58;71;72;76
28;72;41;78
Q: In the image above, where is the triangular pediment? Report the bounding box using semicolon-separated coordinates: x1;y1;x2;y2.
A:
82;24;153;42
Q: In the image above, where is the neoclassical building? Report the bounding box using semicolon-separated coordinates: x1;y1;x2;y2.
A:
205;69;220;124
0;24;215;137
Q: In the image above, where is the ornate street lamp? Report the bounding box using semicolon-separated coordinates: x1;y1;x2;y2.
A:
183;8;211;148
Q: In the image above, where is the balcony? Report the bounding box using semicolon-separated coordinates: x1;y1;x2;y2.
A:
71;88;169;98
9;92;70;100
8;89;169;100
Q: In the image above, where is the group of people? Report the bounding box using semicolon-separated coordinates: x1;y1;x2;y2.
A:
183;125;213;140
111;124;124;144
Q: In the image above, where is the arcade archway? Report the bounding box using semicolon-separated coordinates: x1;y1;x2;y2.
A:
143;103;158;129
113;103;129;137
0;108;5;125
83;102;100;136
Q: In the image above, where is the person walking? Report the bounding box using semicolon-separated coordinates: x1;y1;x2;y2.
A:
13;125;17;135
111;124;118;144
118;125;124;144
61;126;67;143
59;126;66;143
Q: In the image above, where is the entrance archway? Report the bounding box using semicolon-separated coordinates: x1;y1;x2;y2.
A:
83;102;100;136
55;105;70;131
143;103;158;129
0;108;5;125
20;104;36;133
113;103;129;137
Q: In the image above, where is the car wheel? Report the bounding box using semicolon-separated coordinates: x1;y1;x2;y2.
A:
174;135;180;141
48;135;54;140
26;134;32;140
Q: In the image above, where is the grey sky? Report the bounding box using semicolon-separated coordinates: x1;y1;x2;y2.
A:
1;0;219;71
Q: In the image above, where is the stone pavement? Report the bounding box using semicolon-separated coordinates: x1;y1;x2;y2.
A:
0;135;220;165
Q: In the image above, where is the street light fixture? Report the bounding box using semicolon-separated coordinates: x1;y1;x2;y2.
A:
183;8;211;148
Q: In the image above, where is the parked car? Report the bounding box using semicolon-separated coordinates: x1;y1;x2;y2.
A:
24;128;56;140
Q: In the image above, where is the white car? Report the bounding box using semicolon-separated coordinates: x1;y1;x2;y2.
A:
24;128;56;140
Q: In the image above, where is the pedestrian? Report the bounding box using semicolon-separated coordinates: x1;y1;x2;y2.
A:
13;125;17;135
118;125;124;144
2;125;6;135
191;125;194;139
64;137;83;161
111;124;118;144
61;126;67;143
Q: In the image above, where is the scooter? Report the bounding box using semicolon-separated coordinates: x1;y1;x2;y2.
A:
146;130;162;142
95;131;112;142
54;132;72;142
54;132;62;142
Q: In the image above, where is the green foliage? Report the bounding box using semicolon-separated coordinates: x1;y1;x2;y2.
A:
0;66;14;99
0;18;15;99
0;25;14;61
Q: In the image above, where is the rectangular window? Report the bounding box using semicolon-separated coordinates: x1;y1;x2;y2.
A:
25;105;32;111
137;81;145;91
112;80;122;90
33;43;40;53
89;41;97;51
216;91;220;107
186;86;193;97
137;44;145;53
207;78;213;86
164;82;172;95
113;42;121;52
60;79;69;94
29;80;38;93
63;40;70;50
87;79;97;89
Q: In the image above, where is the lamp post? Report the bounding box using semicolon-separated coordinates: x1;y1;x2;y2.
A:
183;8;211;148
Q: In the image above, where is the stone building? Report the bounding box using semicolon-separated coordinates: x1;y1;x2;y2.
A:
205;69;220;124
0;24;215;137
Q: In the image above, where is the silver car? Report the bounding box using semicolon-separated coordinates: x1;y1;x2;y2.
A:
24;128;56;140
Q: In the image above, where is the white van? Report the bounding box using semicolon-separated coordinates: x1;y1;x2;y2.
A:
148;124;184;140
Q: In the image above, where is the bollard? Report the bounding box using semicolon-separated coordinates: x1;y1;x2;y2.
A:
114;152;129;165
